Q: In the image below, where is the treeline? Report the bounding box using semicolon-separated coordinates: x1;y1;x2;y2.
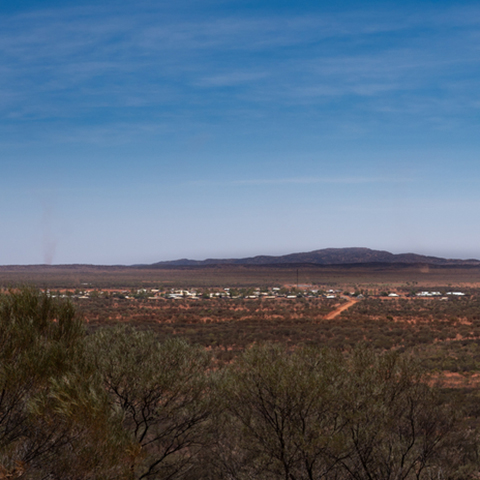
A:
1;288;479;479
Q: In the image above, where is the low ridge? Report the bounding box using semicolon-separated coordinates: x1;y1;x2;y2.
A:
149;247;480;268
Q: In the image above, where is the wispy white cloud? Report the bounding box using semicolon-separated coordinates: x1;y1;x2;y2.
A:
194;71;269;87
1;2;480;139
188;176;414;187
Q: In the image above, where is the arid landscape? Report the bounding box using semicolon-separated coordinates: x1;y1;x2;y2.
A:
5;0;480;476
4;252;480;478
3;256;480;375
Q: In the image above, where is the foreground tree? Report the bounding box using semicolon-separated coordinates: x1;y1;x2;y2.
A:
218;344;349;480
89;326;214;480
0;287;129;479
339;348;457;480
218;344;465;480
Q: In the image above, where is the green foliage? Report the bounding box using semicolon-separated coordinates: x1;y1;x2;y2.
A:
215;344;465;480
88;325;214;480
339;348;456;480
0;288;478;479
0;287;130;479
217;344;347;480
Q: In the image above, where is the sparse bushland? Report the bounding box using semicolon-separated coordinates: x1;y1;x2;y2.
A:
206;345;471;480
1;288;480;479
88;326;215;480
0;287;131;479
74;293;480;365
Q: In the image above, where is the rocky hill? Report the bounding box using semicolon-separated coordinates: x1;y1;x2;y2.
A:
150;247;480;267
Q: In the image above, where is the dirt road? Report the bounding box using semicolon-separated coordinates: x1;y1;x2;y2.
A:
325;297;358;320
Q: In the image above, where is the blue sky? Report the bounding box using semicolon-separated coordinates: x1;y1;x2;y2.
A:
1;0;480;264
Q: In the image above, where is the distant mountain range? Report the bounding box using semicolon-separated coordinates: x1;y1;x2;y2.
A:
148;248;480;267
